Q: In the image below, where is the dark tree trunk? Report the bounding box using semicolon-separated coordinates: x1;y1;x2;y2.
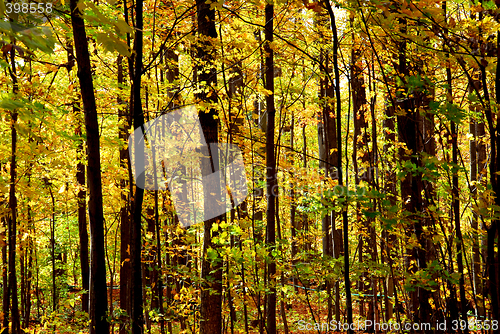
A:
196;1;223;333
66;43;91;314
316;5;338;323
487;28;500;324
6;37;21;334
477;120;487;317
264;3;277;333
351;44;378;331
118;52;132;334
130;0;145;331
396;36;431;326
2;197;9;330
24;197;33;328
154;190;164;334
164;46;179;334
46;183;56;313
69;0;109;332
443;29;469;331
382;102;399;323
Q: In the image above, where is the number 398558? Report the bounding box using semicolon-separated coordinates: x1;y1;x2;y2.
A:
5;2;53;14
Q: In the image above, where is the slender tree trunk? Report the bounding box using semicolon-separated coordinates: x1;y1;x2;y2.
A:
66;43;90;314
69;0;109;332
487;27;500;324
2;212;8;330
20;235;25;329
164;46;179;334
25;229;32;328
153;190;164;334
443;27;469;331
264;3;277;333
6;37;21;334
470;116;482;317
477;120;487;317
46;183;57;313
24;195;33;328
118;53;132;334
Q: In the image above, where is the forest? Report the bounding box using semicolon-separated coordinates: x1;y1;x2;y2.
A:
2;0;500;333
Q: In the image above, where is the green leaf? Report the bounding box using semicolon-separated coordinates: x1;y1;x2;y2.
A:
363;210;379;219
207;248;218;260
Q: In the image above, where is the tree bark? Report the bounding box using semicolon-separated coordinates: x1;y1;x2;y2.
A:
130;0;145;330
196;1;223;333
1;211;7;330
6;40;21;334
264;3;277;333
69;0;109;332
118;52;132;334
66;43;90;315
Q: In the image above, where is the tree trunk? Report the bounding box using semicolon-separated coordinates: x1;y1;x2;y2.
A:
164;46;179;334
264;3;277;333
130;0;145;330
46;182;57;313
118;52;132;334
196;1;223;333
487;28;500;324
6;36;21;334
477;120;487;317
2;196;9;330
66;43;90;315
351;43;378;330
69;0;109;332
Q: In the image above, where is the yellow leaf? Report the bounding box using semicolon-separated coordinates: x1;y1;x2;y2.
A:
115;19;133;34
